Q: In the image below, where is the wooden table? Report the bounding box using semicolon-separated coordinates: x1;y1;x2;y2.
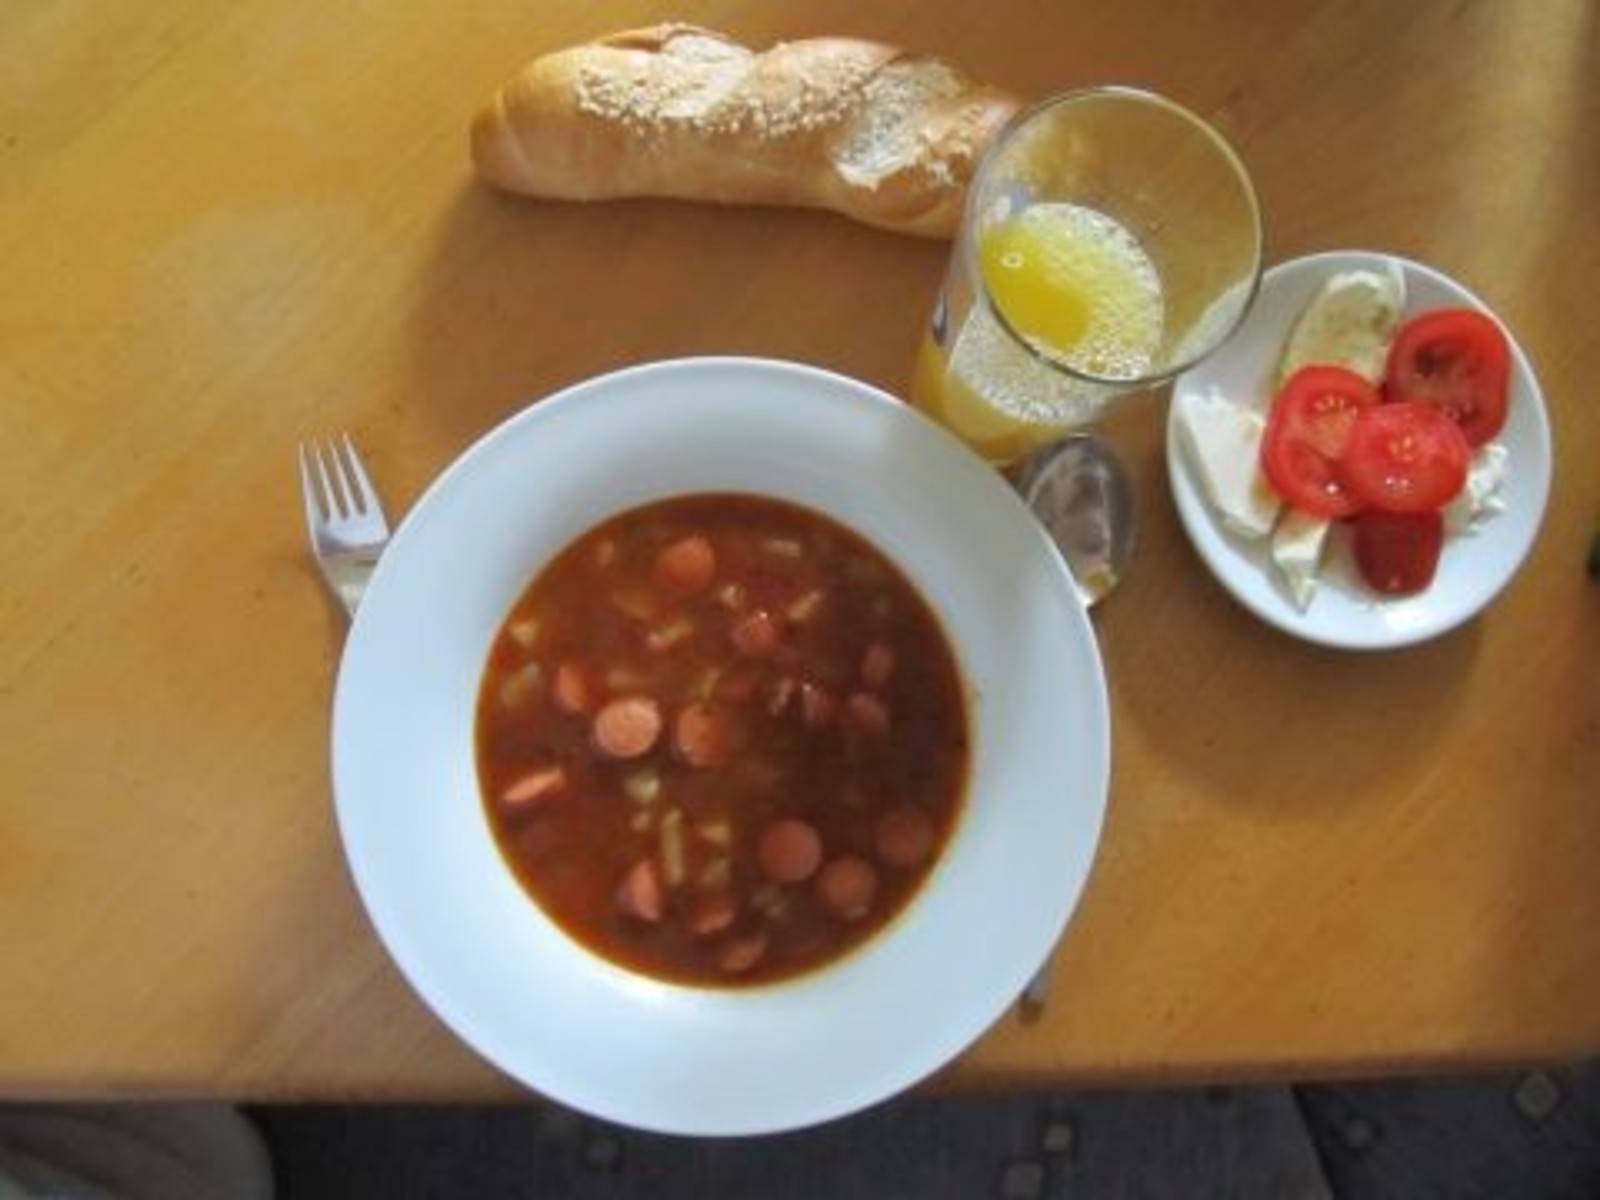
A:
4;0;1597;1101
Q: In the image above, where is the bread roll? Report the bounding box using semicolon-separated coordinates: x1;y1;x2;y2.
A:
470;24;1021;237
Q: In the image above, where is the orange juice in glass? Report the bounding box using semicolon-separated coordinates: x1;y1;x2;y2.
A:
913;87;1263;467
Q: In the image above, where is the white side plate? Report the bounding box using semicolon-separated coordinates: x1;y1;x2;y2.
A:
1168;251;1553;650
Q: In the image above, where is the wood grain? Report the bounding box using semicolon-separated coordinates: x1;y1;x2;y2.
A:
1;0;1596;1099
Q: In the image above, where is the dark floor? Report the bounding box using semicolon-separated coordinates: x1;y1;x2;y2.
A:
248;1063;1600;1199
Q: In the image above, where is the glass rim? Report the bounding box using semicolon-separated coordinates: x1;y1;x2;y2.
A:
958;84;1266;390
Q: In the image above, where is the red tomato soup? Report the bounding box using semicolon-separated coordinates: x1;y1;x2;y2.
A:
475;493;969;987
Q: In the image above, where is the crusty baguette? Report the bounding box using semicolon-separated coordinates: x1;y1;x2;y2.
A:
470;24;1021;238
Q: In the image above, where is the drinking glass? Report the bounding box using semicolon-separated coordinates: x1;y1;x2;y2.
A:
912;87;1263;589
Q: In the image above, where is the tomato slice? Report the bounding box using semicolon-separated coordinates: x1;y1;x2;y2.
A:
1353;510;1445;595
1260;366;1381;518
1339;402;1470;513
1384;309;1510;447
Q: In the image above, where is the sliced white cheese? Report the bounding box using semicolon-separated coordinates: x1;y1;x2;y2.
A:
1271;508;1332;611
1177;385;1280;540
1444;442;1510;535
1276;260;1406;388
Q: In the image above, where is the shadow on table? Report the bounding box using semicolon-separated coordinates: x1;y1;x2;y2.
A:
1111;514;1483;823
401;184;941;453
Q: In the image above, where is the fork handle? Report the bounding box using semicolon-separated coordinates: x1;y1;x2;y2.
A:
320;548;382;619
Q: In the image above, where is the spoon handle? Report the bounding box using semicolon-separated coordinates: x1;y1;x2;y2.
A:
1018;960;1052;1021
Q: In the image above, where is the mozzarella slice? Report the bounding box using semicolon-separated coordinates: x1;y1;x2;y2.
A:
1271;508;1331;611
1444;442;1510;535
1277;260;1406;388
1176;386;1280;540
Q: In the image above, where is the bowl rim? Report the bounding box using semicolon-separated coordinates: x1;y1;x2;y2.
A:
331;356;1113;1134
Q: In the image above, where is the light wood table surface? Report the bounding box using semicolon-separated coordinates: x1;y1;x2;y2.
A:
4;0;1597;1100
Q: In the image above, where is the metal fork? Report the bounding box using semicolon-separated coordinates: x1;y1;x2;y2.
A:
299;435;389;618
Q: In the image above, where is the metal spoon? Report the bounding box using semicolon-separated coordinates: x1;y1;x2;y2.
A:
1010;434;1135;1018
1015;433;1136;608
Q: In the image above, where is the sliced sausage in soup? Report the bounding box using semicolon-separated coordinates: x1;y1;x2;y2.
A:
476;494;967;987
